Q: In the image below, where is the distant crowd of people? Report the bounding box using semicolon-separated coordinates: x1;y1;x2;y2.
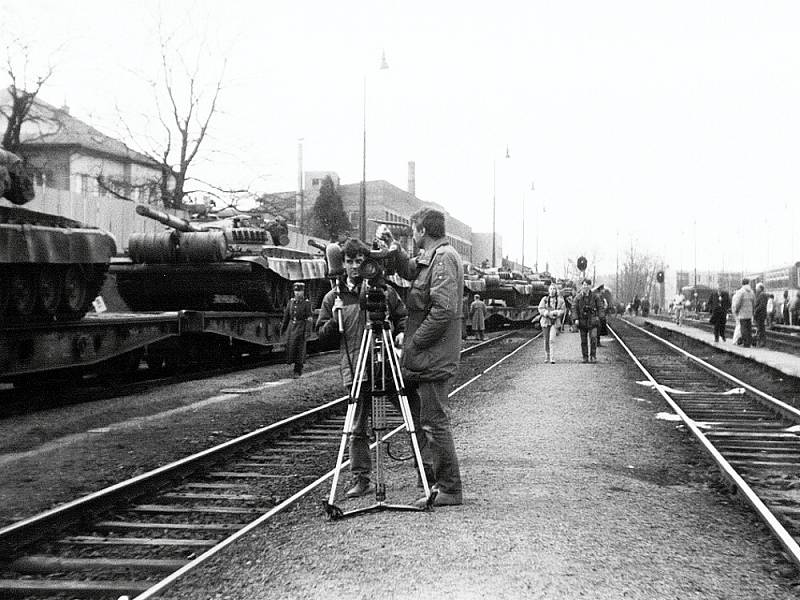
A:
668;279;800;348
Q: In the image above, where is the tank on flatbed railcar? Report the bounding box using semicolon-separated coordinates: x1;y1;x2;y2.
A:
464;266;549;309
111;205;328;312
0;149;116;322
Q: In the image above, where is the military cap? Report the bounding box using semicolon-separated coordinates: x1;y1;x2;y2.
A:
293;282;305;291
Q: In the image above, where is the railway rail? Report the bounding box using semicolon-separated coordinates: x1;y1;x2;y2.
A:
0;329;538;599
611;318;800;572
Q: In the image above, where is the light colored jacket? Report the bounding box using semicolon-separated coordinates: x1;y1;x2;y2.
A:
732;284;755;320
537;294;565;328
393;239;464;382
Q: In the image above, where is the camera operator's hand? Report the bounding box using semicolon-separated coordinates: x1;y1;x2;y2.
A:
395;332;404;347
376;224;394;245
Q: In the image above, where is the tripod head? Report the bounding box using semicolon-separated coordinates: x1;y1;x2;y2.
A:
360;280;390;326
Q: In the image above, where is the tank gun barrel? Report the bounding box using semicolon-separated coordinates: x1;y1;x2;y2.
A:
135;205;199;232
307;239;327;252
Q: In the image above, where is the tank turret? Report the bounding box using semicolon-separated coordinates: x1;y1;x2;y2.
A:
0;149;116;322
111;206;328;312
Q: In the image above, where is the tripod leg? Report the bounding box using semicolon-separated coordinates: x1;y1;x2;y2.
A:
328;330;372;508
327;400;359;507
382;329;432;500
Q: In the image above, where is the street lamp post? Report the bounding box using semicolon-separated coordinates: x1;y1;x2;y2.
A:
491;146;510;268
359;51;389;243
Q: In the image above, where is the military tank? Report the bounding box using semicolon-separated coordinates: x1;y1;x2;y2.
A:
464;266;549;308
111;205;328;312
0;148;117;322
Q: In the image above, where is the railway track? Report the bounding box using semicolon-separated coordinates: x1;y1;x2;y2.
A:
611;319;800;571
0;329;538;599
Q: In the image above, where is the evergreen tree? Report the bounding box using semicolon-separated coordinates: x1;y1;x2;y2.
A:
310;175;351;239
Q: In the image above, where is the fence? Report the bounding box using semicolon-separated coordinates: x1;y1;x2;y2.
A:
1;185;189;252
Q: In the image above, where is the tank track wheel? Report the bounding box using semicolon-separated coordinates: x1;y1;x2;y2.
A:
38;266;64;316
61;266;88;318
10;270;38;316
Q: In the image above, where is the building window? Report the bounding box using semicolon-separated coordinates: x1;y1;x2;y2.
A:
312;178;321;186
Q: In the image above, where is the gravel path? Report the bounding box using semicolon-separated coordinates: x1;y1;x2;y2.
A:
163;327;800;599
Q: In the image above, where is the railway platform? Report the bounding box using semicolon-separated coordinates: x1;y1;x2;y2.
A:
640;316;800;380
163;325;797;600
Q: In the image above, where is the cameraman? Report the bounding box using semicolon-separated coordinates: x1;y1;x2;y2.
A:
572;278;604;363
316;238;408;499
380;208;463;508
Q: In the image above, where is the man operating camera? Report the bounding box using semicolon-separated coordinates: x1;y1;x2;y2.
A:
378;208;464;508
315;238;409;498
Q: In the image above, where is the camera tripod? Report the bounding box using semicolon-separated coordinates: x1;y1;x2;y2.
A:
324;318;434;520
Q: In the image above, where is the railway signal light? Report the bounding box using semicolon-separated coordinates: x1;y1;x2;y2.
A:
577;256;587;271
656;270;664;283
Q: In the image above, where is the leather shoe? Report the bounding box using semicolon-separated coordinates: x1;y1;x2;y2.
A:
413;490;462;508
345;478;374;498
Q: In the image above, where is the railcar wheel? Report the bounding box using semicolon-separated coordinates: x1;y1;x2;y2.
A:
10;270;38;316
62;266;88;316
38;267;63;316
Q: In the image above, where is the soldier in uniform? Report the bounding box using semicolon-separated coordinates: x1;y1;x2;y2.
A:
469;293;488;340
281;282;313;378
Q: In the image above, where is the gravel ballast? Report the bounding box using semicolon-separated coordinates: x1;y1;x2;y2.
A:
162;328;800;599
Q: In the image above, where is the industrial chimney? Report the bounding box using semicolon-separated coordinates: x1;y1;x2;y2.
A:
408;161;416;197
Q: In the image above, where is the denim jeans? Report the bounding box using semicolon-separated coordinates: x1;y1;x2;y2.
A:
406;379;462;495
578;325;597;359
543;324;557;359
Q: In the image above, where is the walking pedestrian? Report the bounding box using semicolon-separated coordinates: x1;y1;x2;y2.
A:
732;278;755;348
673;292;686;326
782;290;790;324
766;294;775;329
281;282;313;377
469;294;488;341
707;285;731;343
572;278;604;363
753;283;768;347
538;283;565;363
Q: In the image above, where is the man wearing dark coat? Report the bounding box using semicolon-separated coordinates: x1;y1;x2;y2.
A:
707;285;731;343
281;282;313;377
572;279;604;363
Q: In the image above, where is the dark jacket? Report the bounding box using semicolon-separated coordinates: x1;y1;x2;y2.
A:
707;290;731;325
393;238;464;382
316;281;406;388
281;297;313;363
753;291;769;322
571;290;604;329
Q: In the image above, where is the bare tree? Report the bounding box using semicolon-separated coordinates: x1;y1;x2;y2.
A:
103;18;227;209
0;39;56;153
617;243;664;306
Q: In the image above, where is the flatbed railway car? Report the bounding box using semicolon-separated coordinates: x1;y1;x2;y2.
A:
0;309;322;386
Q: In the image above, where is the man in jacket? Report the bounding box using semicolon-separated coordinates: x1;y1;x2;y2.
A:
707;284;731;343
469;294;488;340
281;282;313;377
753;283;768;347
572;278;604;363
382;208;463;508
732;278;755;348
316;239;408;498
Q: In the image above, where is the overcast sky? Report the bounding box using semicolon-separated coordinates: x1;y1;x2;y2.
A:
3;1;799;279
